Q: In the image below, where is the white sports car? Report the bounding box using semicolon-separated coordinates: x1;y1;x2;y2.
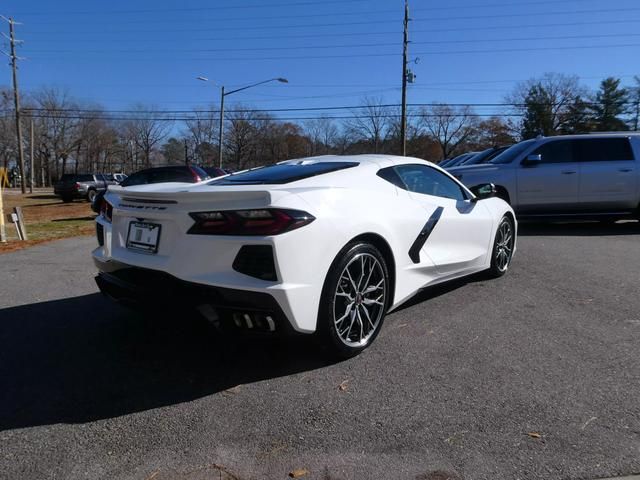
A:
93;155;516;356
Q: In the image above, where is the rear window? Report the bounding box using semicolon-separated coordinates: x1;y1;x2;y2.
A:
208;161;358;185
60;174;94;182
575;138;634;162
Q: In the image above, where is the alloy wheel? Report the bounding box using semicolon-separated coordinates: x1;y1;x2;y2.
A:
494;219;514;272
333;253;387;347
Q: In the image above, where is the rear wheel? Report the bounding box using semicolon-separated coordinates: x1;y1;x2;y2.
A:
87;189;97;203
318;242;389;358
488;215;515;278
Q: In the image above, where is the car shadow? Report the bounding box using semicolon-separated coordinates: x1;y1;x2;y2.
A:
26;194;60;200
518;219;640;237
392;272;486;313
0;294;336;431
52;215;97;222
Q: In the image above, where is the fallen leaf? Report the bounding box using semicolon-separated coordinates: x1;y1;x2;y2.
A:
289;468;310;478
338;380;349;391
527;432;541;439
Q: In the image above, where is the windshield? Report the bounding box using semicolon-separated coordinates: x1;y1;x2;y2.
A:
488;140;535;164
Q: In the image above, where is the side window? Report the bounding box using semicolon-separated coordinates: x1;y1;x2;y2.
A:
531;140;575;164
377;167;405;189
392;164;467;201
575;138;634;162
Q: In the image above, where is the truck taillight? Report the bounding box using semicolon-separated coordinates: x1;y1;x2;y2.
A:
187;209;315;236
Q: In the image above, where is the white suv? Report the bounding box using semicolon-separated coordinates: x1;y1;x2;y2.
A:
449;133;640;220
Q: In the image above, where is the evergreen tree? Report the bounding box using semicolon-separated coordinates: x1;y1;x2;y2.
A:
591;77;629;131
560;96;593;134
629;75;640;131
521;84;555;139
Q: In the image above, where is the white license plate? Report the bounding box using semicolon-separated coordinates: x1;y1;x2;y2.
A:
127;222;161;253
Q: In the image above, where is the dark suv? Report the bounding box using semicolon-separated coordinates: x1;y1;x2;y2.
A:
54;173;118;203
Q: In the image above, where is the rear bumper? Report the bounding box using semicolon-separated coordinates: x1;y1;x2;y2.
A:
95;267;299;335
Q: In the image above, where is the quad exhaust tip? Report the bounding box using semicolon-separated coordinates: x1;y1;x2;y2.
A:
233;312;276;332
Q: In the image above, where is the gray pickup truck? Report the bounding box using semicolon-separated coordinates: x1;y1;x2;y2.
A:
448;133;640;221
54;173;118;203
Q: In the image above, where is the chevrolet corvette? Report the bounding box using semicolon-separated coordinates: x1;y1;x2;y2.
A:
93;155;516;356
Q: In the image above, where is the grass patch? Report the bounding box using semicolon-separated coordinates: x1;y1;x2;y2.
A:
1;188;96;254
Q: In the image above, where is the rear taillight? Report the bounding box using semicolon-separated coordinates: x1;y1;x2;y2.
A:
74;182;81;190
187;209;315;236
100;199;113;223
189;167;202;183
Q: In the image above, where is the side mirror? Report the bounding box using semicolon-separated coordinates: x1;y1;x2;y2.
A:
522;153;542;166
470;183;497;202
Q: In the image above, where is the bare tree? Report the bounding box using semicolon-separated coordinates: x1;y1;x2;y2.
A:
344;97;390;154
35;88;83;179
419;103;478;160
184;105;219;165
303;116;338;155
123;105;172;168
224;106;260;171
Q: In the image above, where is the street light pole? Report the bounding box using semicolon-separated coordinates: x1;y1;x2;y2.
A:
198;77;287;169
218;85;225;169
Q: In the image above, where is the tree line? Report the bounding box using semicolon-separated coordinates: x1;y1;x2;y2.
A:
0;73;638;185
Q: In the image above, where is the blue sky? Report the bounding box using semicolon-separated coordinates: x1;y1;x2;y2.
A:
2;0;639;118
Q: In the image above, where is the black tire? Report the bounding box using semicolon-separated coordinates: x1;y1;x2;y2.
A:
61;196;73;203
487;215;515;278
87;189;97;203
318;242;390;358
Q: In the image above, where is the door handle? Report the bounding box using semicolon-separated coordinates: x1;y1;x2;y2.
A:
618;168;633;173
561;171;577;175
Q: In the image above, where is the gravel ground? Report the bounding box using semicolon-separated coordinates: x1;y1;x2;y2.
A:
1;222;639;480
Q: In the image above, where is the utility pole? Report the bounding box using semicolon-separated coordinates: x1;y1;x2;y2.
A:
184;138;189;165
2;17;26;193
30;118;34;193
400;0;409;157
218;86;225;168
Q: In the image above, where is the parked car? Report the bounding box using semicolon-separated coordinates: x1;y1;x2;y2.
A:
113;173;128;183
441;152;478;169
202;166;230;178
91;166;209;213
93;155;515;357
452;146;510;168
120;165;210;187
54;173;118;203
449;133;640;220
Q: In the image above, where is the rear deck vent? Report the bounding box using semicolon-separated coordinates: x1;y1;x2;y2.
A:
232;245;277;281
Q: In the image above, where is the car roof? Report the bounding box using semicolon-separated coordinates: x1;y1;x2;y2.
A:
537;132;640;141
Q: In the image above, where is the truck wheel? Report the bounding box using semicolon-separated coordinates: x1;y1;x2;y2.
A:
87;189;97;203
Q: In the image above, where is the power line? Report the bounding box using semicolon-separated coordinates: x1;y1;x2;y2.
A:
24;32;640;54
10;0;371;16
20;7;640;34
25;42;640;62
25;18;640;39
10;0;624;18
15;100;637;116
1;113;527;122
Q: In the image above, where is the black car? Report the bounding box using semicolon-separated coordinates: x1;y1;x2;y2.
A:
120;165;210;187
91;166;210;213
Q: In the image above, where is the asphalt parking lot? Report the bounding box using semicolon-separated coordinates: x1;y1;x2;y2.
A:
1;222;639;480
